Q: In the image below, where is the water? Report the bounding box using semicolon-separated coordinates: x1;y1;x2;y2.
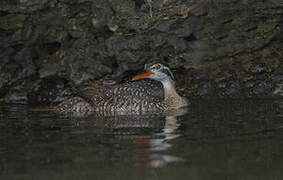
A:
0;99;283;180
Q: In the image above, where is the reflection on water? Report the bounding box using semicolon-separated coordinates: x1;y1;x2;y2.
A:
0;99;283;179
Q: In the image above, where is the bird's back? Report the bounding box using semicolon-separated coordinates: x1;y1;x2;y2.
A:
80;79;166;112
55;79;166;115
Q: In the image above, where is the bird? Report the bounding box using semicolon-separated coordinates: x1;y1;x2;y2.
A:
54;63;189;115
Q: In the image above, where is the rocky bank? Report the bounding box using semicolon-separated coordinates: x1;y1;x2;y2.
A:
0;0;282;104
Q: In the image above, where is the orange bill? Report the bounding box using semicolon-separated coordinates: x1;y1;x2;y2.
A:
132;71;153;81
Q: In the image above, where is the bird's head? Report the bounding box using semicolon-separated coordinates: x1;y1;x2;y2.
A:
132;63;175;82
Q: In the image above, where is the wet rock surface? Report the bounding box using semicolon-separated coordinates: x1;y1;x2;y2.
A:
0;0;282;104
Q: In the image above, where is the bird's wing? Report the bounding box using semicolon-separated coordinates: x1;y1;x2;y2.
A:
77;83;115;106
77;79;165;111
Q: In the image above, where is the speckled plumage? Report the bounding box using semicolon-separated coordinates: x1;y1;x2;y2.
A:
55;63;189;116
55;80;166;115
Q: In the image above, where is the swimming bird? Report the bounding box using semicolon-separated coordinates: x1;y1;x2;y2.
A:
55;63;188;115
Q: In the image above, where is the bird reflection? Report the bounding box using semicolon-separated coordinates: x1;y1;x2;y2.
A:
134;113;185;168
85;108;187;168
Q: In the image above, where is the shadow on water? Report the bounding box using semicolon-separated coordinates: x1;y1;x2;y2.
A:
0;99;283;179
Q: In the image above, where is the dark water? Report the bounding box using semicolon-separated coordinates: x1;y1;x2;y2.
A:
0;99;283;180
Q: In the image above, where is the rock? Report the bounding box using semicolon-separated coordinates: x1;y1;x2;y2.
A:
27;76;68;105
39;63;59;78
0;0;52;13
4;92;28;104
0;14;26;30
189;3;207;16
224;82;241;96
59;37;113;84
0;46;37;93
249;63;268;74
252;81;273;95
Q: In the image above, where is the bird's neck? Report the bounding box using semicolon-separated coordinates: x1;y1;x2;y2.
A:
161;78;179;100
160;78;188;109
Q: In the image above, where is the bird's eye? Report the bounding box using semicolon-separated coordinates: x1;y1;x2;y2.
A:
151;63;162;70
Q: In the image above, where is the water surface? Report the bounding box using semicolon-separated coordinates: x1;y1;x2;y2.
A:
0;99;283;180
